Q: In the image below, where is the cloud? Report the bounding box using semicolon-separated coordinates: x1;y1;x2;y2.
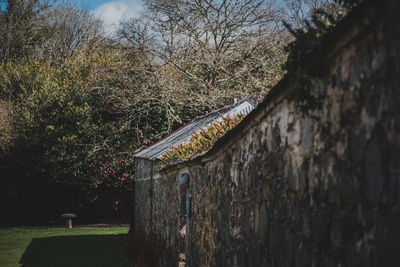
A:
93;0;143;35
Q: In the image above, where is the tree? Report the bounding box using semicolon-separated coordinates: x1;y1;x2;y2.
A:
0;1;141;223
117;0;288;132
0;0;51;63
137;0;285;87
37;2;105;65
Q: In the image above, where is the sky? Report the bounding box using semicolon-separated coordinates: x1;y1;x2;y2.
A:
71;0;144;34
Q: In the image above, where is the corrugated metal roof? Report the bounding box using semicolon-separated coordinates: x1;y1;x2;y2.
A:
133;97;258;160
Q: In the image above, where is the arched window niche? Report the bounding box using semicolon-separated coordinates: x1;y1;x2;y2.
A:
178;172;190;257
179;173;190;226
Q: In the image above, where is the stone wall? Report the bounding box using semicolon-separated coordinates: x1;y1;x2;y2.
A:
133;158;180;265
133;1;400;266
133;158;155;233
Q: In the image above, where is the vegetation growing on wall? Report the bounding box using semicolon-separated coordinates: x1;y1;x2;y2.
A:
282;0;363;114
160;113;244;167
284;0;363;74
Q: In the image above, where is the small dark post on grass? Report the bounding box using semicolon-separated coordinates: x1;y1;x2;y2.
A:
62;213;76;228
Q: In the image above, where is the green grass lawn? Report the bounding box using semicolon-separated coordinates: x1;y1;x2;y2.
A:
0;227;130;267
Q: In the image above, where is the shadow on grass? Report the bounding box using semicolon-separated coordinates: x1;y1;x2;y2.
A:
20;234;130;267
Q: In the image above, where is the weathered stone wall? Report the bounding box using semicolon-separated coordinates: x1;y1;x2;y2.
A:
133;158;180;265
133;159;155;233
133;1;400;266
152;174;179;245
